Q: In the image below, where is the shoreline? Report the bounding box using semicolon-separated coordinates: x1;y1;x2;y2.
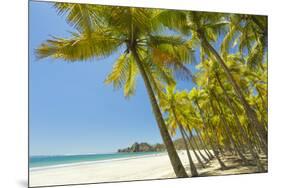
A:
30;152;166;172
29;150;267;187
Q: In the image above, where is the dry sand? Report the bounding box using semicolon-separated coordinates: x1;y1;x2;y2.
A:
29;150;267;187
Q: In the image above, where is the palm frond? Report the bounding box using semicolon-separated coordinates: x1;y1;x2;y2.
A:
157;10;191;35
246;42;263;69
148;35;194;80
104;53;129;89
54;2;104;36
221;25;237;59
36;30;121;61
124;54;138;97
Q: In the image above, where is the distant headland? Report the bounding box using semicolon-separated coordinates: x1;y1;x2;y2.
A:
117;142;165;152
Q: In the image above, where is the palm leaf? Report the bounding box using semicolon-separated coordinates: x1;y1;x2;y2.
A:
54;2;103;36
149;35;194;80
36;30;121;61
104;53;129;89
124;54;138;97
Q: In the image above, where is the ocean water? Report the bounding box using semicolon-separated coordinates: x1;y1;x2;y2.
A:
29;152;162;169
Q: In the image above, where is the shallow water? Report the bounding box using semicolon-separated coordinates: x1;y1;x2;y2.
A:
29;152;162;168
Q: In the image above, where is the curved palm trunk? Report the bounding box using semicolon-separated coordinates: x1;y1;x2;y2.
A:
198;31;267;149
215;73;265;171
209;120;225;156
210;92;248;164
184;125;209;163
170;107;198;176
208;126;227;169
131;48;188;178
195;101;227;169
178;125;199;177
194;128;214;159
184;129;206;168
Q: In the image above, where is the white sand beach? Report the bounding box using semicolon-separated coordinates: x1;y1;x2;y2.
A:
29;150;266;187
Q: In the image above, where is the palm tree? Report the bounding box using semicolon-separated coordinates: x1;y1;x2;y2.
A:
173;92;210;163
214;72;265;171
209;89;248;164
183;122;209;163
160;85;201;176
158;11;267;149
221;14;267;70
188;88;227;169
193;127;214;160
35;3;198;177
193;55;266;171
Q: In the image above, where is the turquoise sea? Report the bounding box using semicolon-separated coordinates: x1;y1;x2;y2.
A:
29;152;162;168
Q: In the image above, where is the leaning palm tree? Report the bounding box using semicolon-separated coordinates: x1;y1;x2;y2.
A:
158;11;267;148
188;88;227;169
221;14;267;70
194;57;265;171
36;3;196;177
160;85;199;177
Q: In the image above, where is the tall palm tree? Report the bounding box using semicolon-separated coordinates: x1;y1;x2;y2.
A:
194;56;266;171
188;88;227;169
160;85;200;176
35;3;197;177
158;11;267;148
214;72;265;171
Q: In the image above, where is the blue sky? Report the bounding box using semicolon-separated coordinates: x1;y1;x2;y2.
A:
29;1;198;155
